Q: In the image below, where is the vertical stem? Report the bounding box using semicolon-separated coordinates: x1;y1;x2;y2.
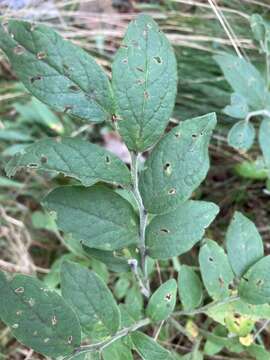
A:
130;151;150;297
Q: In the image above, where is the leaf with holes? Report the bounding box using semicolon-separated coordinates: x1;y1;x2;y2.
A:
146;279;177;322
214;54;267;109
0;271;81;358
199;240;234;301
146;201;219;259
0;20;114;122
131;332;174;360
140;113;216;214
226;212;264;277
82;246;130;273
112;14;177;151
239;256;270;305
228;120;255;152
61;261;120;338
223;93;249;119
43;185;139;251
5;137;131;187
178;265;203;311
259;118;270;170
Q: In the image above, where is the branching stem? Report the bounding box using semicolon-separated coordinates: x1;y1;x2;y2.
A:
63;318;151;359
130;151;150;297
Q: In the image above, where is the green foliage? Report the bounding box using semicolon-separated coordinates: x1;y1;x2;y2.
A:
199;240;234;300
226;212;264;277
1;12;270;360
131;331;174;360
140;113;216;214
146;279;177;321
228;120;255;152
112;14;177;151
6;137;131;186
43;184;139;251
178;265;203;311
0;271;81;357
239;256;270;305
146;200;219;259
0;20;114;122
61;261;120;338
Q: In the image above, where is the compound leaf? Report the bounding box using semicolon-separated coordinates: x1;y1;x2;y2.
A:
0;271;81;358
131;332;174;360
226;212;264;277
214;54;266;109
5;137;131;187
61;261;120;338
0;20;114;122
43;185;139;251
146;279;177;322
239;256;270;305
146;200;219;259
140;113;216;214
178;265;203;311
259;118;270;169
112;14;177;151
228;120;255;152
199;240;234;300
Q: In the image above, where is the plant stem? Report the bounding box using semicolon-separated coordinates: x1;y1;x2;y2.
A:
64;318;151;359
173;295;240;317
130;151;150;297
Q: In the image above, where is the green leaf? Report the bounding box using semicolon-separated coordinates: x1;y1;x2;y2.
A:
0;271;81;358
146;200;219;259
178;265;203;311
103;339;133;360
131;331;174;360
214;54;266;109
140;113;216;214
61;261;120;338
181;351;203;360
226;212;264;277
234;158;268;180
259;118;270;169
112;14;177;151
146;279;177;322
207;298;270;325
6;137;131;187
199;240;234;300
83;246;130;273
239;256;270;305
114;277;130;300
248;344;270;360
0;20;114;123
43;185;139;251
228;120;255;152
250;14;266;42
224;93;249;119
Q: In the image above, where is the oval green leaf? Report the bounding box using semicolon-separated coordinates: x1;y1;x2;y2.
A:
228;120;255;152
112;14;177;151
178;265;203;311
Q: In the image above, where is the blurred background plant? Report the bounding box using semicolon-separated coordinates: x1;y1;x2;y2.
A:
1;0;270;359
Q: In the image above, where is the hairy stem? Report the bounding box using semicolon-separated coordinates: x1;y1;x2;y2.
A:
64;318;150;359
130;151;150;297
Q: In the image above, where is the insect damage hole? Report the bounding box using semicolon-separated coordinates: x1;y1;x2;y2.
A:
105;156;111;164
153;56;162;64
160;228;170;234
164;162;172;176
168;188;176;195
13;45;25;55
36;51;46;60
256;279;264;287
165;293;172;301
30;75;42;84
208;257;214;262
40;155;48;164
14;287;24;294
69;85;80;92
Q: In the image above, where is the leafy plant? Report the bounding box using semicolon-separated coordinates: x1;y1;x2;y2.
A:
0;13;270;359
215;14;270;183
